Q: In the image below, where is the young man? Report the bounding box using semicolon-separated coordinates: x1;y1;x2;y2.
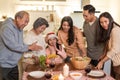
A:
0;11;42;80
83;4;104;67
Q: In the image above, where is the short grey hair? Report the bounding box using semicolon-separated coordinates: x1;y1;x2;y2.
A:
33;17;49;29
15;11;29;19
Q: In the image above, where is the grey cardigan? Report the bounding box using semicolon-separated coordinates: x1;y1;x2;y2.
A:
0;18;28;68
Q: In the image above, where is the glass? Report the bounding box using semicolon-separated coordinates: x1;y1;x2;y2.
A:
85;64;91;74
49;59;55;71
44;68;52;80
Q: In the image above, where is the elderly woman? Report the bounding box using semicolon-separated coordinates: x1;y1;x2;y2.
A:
57;16;86;58
22;17;49;80
24;17;49;56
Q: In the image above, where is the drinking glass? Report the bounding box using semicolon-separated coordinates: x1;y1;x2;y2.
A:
49;59;55;71
44;68;52;80
85;64;91;74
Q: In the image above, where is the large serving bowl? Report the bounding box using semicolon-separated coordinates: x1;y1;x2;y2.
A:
71;56;91;69
28;71;45;78
70;72;82;80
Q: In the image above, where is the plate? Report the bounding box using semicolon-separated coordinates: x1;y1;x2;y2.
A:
87;70;105;78
28;71;45;78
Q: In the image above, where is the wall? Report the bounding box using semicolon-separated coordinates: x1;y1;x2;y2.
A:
109;0;120;23
91;0;120;23
0;0;15;19
0;0;120;30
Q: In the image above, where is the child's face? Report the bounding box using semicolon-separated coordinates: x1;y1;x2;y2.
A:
48;38;57;46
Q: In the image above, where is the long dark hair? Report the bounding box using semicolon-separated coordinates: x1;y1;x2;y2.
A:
58;16;74;45
96;12;120;44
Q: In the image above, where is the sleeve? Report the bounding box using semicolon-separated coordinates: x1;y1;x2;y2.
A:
107;27;120;59
1;27;28;52
75;28;86;52
74;28;86;56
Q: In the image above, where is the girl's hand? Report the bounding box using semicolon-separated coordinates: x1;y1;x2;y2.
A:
55;56;63;64
57;51;67;59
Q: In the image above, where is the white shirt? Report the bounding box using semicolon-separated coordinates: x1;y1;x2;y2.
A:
24;30;46;56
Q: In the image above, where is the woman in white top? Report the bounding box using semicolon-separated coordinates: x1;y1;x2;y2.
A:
24;17;49;56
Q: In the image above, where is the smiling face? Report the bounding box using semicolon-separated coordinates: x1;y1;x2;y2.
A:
100;17;109;30
48;38;57;46
62;21;70;33
16;14;29;30
35;25;47;34
83;10;94;22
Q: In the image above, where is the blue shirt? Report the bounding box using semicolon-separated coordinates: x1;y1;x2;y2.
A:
0;18;28;68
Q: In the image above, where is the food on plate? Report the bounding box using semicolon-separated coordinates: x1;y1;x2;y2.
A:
39;55;46;69
71;73;81;76
70;72;82;80
52;74;59;80
71;56;91;69
74;56;90;61
47;54;57;59
32;56;40;64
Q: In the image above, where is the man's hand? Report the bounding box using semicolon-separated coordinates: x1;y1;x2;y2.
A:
28;42;43;51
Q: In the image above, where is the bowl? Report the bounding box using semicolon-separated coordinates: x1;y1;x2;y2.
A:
28;71;45;78
70;72;82;80
71;56;91;69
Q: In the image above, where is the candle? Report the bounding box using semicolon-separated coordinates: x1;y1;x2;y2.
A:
63;64;69;77
58;74;64;80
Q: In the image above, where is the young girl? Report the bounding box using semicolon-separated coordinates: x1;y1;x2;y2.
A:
45;32;67;64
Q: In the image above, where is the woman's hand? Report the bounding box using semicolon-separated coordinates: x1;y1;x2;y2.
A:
96;61;104;69
82;53;87;57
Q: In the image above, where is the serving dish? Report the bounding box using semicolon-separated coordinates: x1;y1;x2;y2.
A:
70;72;82;80
71;56;91;69
28;71;45;78
87;70;105;78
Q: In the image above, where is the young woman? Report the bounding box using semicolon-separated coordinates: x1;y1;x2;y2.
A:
57;16;86;58
45;32;67;64
96;12;120;79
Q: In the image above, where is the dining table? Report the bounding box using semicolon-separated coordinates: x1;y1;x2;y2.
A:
21;57;115;80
